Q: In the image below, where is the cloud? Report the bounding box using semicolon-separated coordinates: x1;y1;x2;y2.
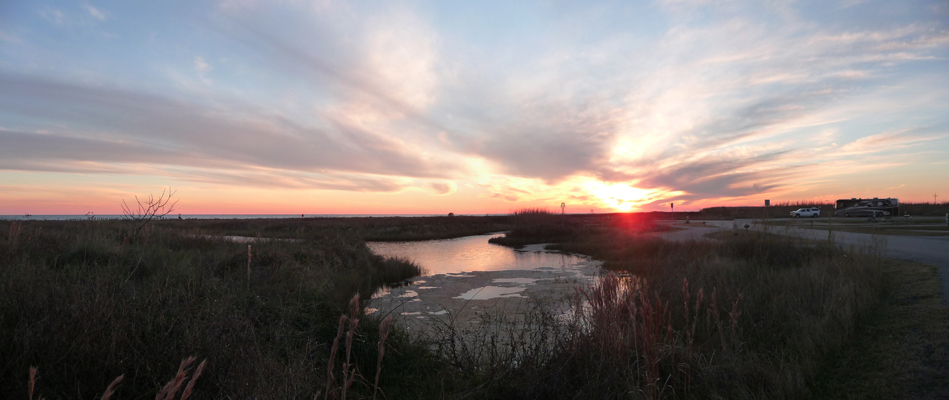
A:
837;128;947;155
214;6;446;130
84;4;108;21
428;181;456;195
0;73;465;192
470;103;622;182
194;57;212;83
194;57;211;73
0;30;20;43
40;7;65;25
3;0;948;210
490;193;521;202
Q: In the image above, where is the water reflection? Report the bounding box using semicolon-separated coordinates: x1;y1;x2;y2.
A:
366;233;587;276
366;234;605;334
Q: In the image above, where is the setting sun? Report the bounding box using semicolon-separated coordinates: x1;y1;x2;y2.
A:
584;182;683;212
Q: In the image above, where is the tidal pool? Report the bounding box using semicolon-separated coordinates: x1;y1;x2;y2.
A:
366;234;603;335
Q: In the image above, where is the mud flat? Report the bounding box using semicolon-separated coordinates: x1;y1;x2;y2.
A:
367;243;604;336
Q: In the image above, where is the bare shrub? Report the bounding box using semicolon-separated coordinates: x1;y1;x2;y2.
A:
121;187;178;234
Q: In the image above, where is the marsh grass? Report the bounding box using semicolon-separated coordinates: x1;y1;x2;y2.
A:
27;356;205;400
151;215;512;242
0;219;431;398
456;225;889;399
488;209;671;249
0;215;923;398
898;202;949;217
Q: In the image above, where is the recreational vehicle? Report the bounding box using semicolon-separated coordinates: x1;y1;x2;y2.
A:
834;197;899;218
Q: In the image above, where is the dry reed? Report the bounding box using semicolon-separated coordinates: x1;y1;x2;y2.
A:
373;316;393;400
25;357;203;400
574;273;743;399
320;293;368;400
28;367;40;400
100;375;123;400
341;294;361;400
324;315;348;398
155;356;205;400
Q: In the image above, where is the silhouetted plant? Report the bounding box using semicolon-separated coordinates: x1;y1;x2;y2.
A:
121;187;178;234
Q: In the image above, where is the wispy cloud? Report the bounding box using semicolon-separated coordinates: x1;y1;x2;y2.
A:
2;0;948;211
0;73;463;191
194;56;212;84
83;4;108;21
0;29;20;43
39;6;65;25
837;128;947;155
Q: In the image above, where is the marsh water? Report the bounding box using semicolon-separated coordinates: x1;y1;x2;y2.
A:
367;233;589;276
365;233;603;333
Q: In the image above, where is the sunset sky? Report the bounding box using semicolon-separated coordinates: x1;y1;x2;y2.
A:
1;0;947;215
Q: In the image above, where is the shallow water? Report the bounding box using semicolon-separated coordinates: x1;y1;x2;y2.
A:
366;233;588;276
456;285;527;300
366;234;603;335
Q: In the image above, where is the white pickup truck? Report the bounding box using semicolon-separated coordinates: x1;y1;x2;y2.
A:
790;207;821;218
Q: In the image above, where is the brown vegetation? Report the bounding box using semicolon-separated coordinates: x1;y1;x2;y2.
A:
3;211;944;399
0;218;436;398
471;216;892;398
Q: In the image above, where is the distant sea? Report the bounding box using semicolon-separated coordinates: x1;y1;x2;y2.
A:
0;214;490;221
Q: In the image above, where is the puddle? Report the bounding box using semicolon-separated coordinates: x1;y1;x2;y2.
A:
456;286;527;300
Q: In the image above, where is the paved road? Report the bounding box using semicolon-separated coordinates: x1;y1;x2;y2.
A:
660;219;949;304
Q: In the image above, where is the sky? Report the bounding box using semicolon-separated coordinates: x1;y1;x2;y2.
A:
1;0;947;215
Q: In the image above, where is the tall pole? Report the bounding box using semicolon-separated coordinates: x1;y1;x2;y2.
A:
671;202;674;222
561;202;566;227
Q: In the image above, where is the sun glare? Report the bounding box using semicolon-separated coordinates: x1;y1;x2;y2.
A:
582;181;689;212
585;182;651;212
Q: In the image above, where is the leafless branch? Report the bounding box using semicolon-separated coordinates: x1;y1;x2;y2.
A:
122;188;179;233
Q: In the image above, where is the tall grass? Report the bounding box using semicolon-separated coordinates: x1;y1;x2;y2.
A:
899;202;949;216
0;219;428;398
1;217;893;398
453;227;887;399
27;356;205;400
511;207;552;216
